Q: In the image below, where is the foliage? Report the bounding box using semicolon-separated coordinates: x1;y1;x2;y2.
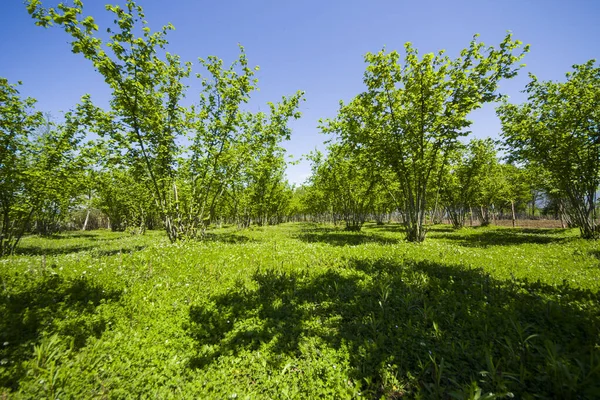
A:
440;139;497;228
327;34;528;242
186;70;303;231
93;169;155;233
0;78;44;255
471;139;505;226
498;60;600;238
306;143;388;231
26;0;303;242
28;0;192;241
28;115;86;235
0;79;82;255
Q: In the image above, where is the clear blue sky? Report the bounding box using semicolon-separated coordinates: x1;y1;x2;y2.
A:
2;0;599;185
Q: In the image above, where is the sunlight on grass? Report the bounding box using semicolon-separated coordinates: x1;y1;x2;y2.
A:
1;223;599;398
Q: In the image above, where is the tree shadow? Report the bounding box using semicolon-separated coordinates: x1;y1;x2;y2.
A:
186;258;600;398
92;245;147;257
295;227;399;247
0;273;122;391
365;223;408;233
14;245;98;256
517;228;571;235
203;233;256;244
367;224;456;234
15;244;147;257
41;232;102;240
28;232;125;242
430;228;569;247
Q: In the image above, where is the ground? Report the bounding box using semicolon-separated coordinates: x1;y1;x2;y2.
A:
1;223;599;399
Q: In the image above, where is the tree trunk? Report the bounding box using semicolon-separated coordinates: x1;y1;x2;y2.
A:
559;200;566;229
82;209;90;231
511;200;516;228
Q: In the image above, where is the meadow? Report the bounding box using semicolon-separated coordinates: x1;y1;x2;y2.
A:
1;223;599;399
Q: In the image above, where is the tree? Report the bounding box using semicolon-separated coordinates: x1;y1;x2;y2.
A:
92;168;154;233
327;33;528;241
498;163;531;227
0;79;83;255
27;0;303;241
471;140;505;226
440;139;496;229
186;75;302;231
28;0;191;241
0;78;44;255
308;142;385;231
498;60;600;238
301;151;334;223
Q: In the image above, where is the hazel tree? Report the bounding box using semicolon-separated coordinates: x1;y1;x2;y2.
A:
333;34;528;241
27;0;191;241
0;79;83;254
311;142;385;231
440;138;496;229
0;79;44;255
498;60;600;238
27;0;304;241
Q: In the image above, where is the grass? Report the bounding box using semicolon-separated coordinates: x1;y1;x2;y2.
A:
1;223;599;399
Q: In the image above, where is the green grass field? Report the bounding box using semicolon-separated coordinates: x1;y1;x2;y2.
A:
1;223;599;399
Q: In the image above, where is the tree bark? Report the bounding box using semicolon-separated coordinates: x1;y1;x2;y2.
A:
511;200;516;228
82;209;90;231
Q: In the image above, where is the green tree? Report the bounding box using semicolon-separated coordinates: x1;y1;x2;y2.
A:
332;34;527;241
92;168;154;233
301;151;335;223
440;139;496;229
307;143;384;231
29;115;85;235
186;73;302;231
27;0;303;241
498;60;600;238
498;163;531;227
28;0;190;241
471;139;504;226
0;78;44;255
0;79;83;254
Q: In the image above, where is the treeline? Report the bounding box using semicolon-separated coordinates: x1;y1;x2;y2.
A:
1;1;598;255
297;42;599;241
293;139;574;229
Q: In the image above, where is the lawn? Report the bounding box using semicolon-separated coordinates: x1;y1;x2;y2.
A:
1;223;599;399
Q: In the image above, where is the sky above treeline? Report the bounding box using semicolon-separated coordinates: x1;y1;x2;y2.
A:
2;0;599;185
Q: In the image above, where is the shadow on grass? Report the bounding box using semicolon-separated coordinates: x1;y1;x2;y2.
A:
40;232;102;240
14;244;147;257
187;258;600;398
430;227;569;247
14;245;96;256
295;226;399;247
367;223;457;235
517;228;571;235
92;245;147;257
203;233;256;244
30;232;125;242
364;223;408;233
0;274;122;391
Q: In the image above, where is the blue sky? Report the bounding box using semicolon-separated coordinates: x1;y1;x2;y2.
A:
2;0;599;185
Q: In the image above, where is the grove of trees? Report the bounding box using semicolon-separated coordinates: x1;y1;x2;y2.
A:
0;0;598;256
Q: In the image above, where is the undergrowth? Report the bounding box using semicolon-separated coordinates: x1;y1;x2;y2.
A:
1;224;599;398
